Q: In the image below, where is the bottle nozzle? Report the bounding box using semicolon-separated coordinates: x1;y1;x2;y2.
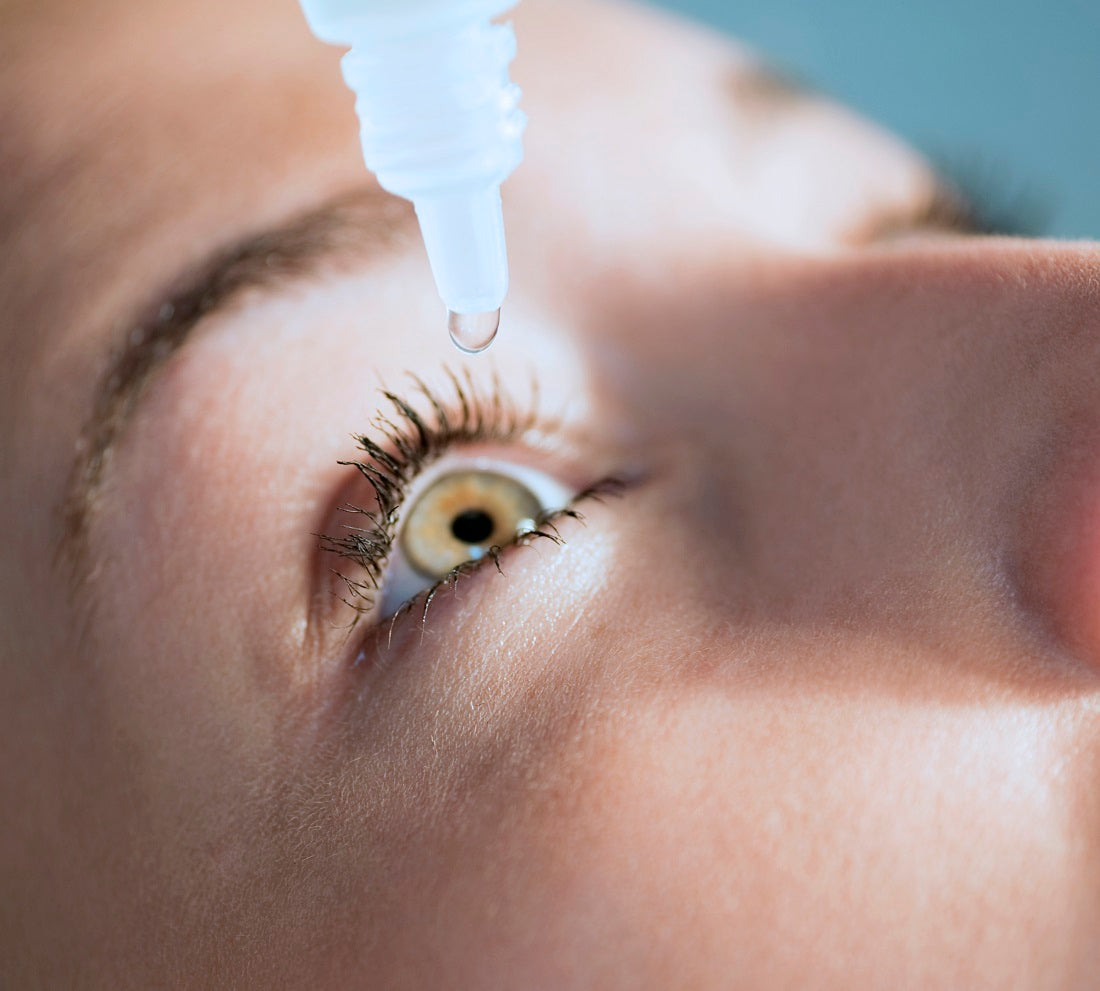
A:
415;185;509;317
299;1;525;351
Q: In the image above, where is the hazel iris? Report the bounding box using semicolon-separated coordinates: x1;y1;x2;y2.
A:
401;470;542;579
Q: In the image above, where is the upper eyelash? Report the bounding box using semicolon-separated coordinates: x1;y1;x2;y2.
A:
318;366;544;615
926;151;1050;237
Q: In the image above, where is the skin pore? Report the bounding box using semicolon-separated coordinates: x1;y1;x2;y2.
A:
2;0;1100;987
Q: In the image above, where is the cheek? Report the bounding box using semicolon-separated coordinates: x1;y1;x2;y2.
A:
368;682;1086;989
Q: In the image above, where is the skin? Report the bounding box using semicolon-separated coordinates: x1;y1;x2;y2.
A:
2;0;1099;986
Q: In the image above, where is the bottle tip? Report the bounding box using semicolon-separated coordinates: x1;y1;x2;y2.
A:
448;309;501;355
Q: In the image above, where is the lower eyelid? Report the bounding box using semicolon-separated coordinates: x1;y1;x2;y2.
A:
349;491;613;669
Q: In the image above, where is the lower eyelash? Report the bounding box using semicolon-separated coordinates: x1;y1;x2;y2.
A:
358;475;629;659
363;476;626;658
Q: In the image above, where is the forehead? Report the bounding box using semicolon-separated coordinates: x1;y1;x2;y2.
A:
0;0;730;411
0;0;686;381
0;0;934;449
0;0;358;359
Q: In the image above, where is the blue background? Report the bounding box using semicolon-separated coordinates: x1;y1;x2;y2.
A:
651;0;1098;238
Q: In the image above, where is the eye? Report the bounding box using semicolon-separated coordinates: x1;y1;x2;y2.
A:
378;459;573;617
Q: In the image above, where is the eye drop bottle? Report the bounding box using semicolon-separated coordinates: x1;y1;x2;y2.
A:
298;0;526;352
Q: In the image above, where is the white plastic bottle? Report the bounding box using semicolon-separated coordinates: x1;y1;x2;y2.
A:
298;0;526;353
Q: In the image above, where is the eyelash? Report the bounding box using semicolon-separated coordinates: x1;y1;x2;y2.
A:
929;152;1049;236
318;367;620;632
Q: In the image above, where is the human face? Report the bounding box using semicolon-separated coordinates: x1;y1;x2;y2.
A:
2;0;1098;986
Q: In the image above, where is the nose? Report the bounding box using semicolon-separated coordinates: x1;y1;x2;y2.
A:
579;240;1100;662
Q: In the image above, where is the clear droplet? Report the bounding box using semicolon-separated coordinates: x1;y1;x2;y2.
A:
448;309;501;354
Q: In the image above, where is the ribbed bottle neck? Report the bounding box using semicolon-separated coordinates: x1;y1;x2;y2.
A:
301;0;518;44
340;13;525;198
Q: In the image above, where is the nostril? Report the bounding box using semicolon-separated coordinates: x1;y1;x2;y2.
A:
1018;433;1100;673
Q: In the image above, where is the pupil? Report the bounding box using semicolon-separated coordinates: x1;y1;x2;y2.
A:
451;508;496;545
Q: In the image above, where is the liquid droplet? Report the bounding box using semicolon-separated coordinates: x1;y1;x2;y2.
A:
448;309;501;354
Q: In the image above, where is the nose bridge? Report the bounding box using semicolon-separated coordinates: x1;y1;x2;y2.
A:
583;243;1100;635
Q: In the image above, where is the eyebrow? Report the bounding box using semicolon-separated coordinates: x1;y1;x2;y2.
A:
58;186;417;576
726;63;990;243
